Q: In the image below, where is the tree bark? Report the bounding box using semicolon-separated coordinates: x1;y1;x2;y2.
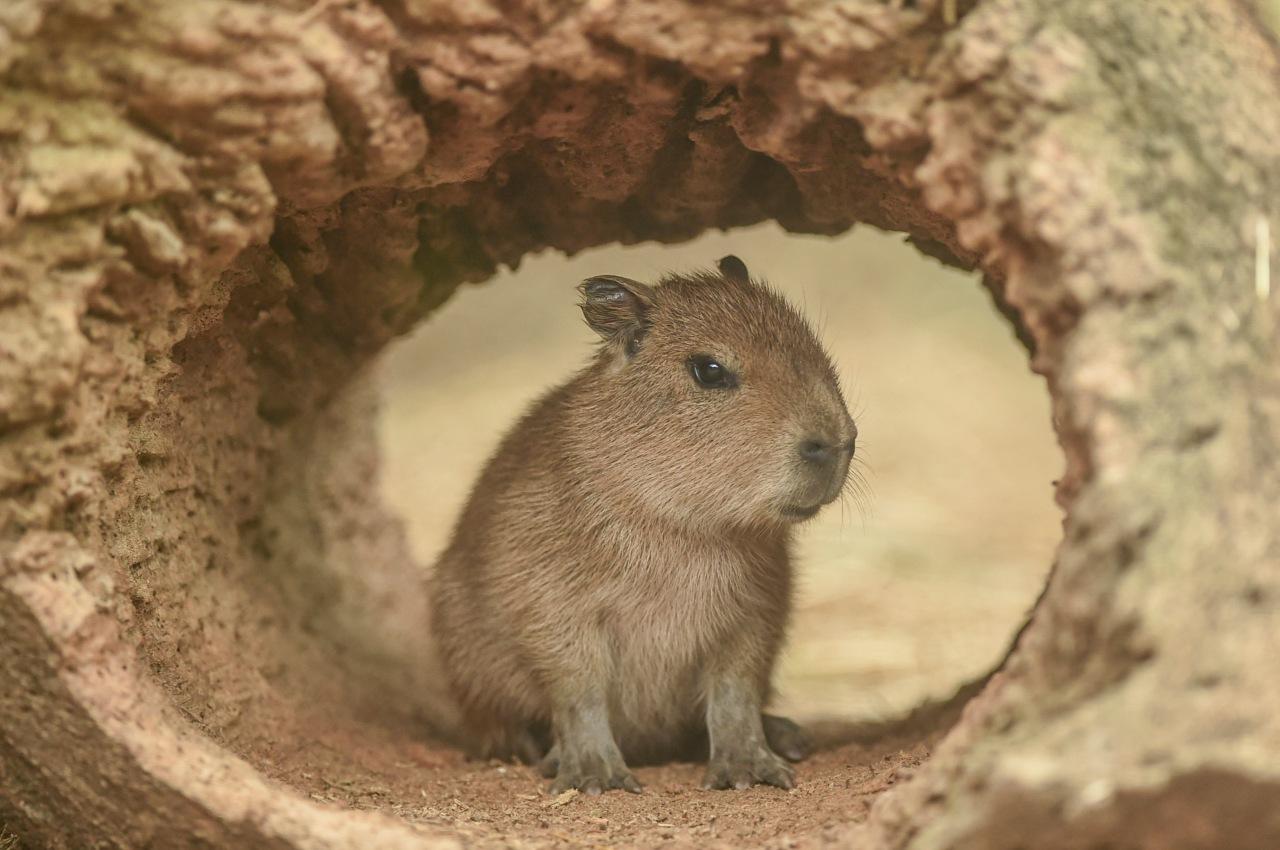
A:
1;1;1277;848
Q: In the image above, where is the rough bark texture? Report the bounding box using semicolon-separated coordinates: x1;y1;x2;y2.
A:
2;1;1278;848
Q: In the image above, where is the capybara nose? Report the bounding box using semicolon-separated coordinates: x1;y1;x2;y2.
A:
798;438;842;466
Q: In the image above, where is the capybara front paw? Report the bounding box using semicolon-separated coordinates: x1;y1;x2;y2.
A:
701;746;795;791
549;750;642;795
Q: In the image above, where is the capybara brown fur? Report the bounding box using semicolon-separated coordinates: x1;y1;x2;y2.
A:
430;256;857;794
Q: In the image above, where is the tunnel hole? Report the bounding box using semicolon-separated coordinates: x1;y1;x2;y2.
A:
374;221;1060;752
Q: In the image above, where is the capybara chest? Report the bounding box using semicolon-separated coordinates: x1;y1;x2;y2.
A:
591;550;765;749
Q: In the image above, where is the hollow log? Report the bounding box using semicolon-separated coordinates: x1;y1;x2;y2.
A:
1;1;1278;848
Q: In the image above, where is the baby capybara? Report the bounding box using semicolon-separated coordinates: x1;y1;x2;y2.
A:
431;256;857;794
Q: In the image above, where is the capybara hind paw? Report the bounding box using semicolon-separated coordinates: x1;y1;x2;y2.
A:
539;744;560;778
763;713;811;762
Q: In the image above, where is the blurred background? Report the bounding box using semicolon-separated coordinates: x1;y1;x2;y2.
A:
375;223;1062;723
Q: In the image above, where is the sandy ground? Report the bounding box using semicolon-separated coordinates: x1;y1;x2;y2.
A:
259;691;966;850
377;223;1061;723
301;739;933;850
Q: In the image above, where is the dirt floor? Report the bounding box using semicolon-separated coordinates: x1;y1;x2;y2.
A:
389;744;926;850
250;701;957;850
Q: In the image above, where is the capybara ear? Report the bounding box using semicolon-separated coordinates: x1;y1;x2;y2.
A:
716;255;750;282
578;275;656;356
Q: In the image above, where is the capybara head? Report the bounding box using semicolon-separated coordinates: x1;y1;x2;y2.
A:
573;256;857;533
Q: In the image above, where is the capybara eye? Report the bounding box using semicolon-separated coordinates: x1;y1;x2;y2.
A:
688;355;734;389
